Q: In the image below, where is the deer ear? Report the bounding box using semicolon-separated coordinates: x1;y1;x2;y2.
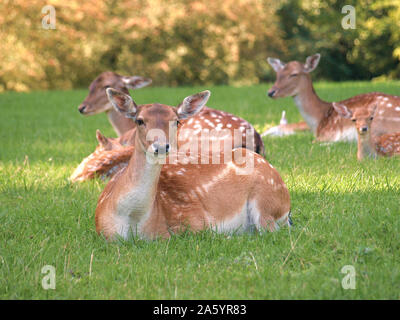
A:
304;53;321;73
106;88;138;119
267;57;285;72
177;90;210;119
96;130;112;150
369;103;378;117
280;110;288;125
333;102;352;119
122;76;152;90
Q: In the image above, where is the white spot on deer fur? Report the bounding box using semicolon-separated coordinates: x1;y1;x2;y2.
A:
387;103;392;107
268;178;275;185
383;97;389;101
215;119;221;122
379;110;384;115
187;118;194;125
396;107;400;111
217;123;223;128
227;123;232;128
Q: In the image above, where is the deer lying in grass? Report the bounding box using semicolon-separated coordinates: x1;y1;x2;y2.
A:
72;73;266;182
95;89;291;240
267;54;400;142
333;103;400;160
70;130;134;182
78;71;265;155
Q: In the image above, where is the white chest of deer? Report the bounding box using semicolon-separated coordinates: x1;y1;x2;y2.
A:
113;162;161;238
95;89;291;240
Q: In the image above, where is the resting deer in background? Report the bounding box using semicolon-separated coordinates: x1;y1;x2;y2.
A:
333;103;400;160
77;71;265;155
267;53;400;142
70;130;134;182
95;89;291;240
78;71;152;136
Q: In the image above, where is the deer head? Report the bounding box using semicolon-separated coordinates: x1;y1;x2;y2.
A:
106;88;211;158
267;54;320;98
333;103;378;137
333;102;379;160
78;71;152;115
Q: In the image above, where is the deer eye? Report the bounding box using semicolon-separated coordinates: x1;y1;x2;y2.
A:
290;73;298;77
351;119;356;122
135;118;145;126
369;117;374;121
103;85;111;89
176;120;181;127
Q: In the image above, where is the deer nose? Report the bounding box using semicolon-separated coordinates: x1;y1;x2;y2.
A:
268;89;276;98
361;127;368;132
78;104;87;114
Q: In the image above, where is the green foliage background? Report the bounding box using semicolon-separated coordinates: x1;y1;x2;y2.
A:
1;0;399;91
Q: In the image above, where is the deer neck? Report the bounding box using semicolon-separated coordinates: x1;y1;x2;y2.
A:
115;138;162;232
107;108;135;136
357;134;376;160
293;76;331;133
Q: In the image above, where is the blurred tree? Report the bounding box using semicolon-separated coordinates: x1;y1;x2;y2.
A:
0;0;399;91
276;0;400;81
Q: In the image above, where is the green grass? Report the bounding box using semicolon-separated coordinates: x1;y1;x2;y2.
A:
1;81;400;299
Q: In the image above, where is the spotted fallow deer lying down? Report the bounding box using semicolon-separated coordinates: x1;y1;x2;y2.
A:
95;89;291;240
267;54;400;142
77;71;265;155
333;103;400;160
69;130;134;182
70;103;266;182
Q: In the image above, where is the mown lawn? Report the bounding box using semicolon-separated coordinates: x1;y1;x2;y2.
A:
0;81;399;299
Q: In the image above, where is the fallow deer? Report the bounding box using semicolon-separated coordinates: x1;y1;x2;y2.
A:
78;71;265;155
267;54;400;141
333;103;400;160
78;71;152;136
70;130;134;182
95;89;291;240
